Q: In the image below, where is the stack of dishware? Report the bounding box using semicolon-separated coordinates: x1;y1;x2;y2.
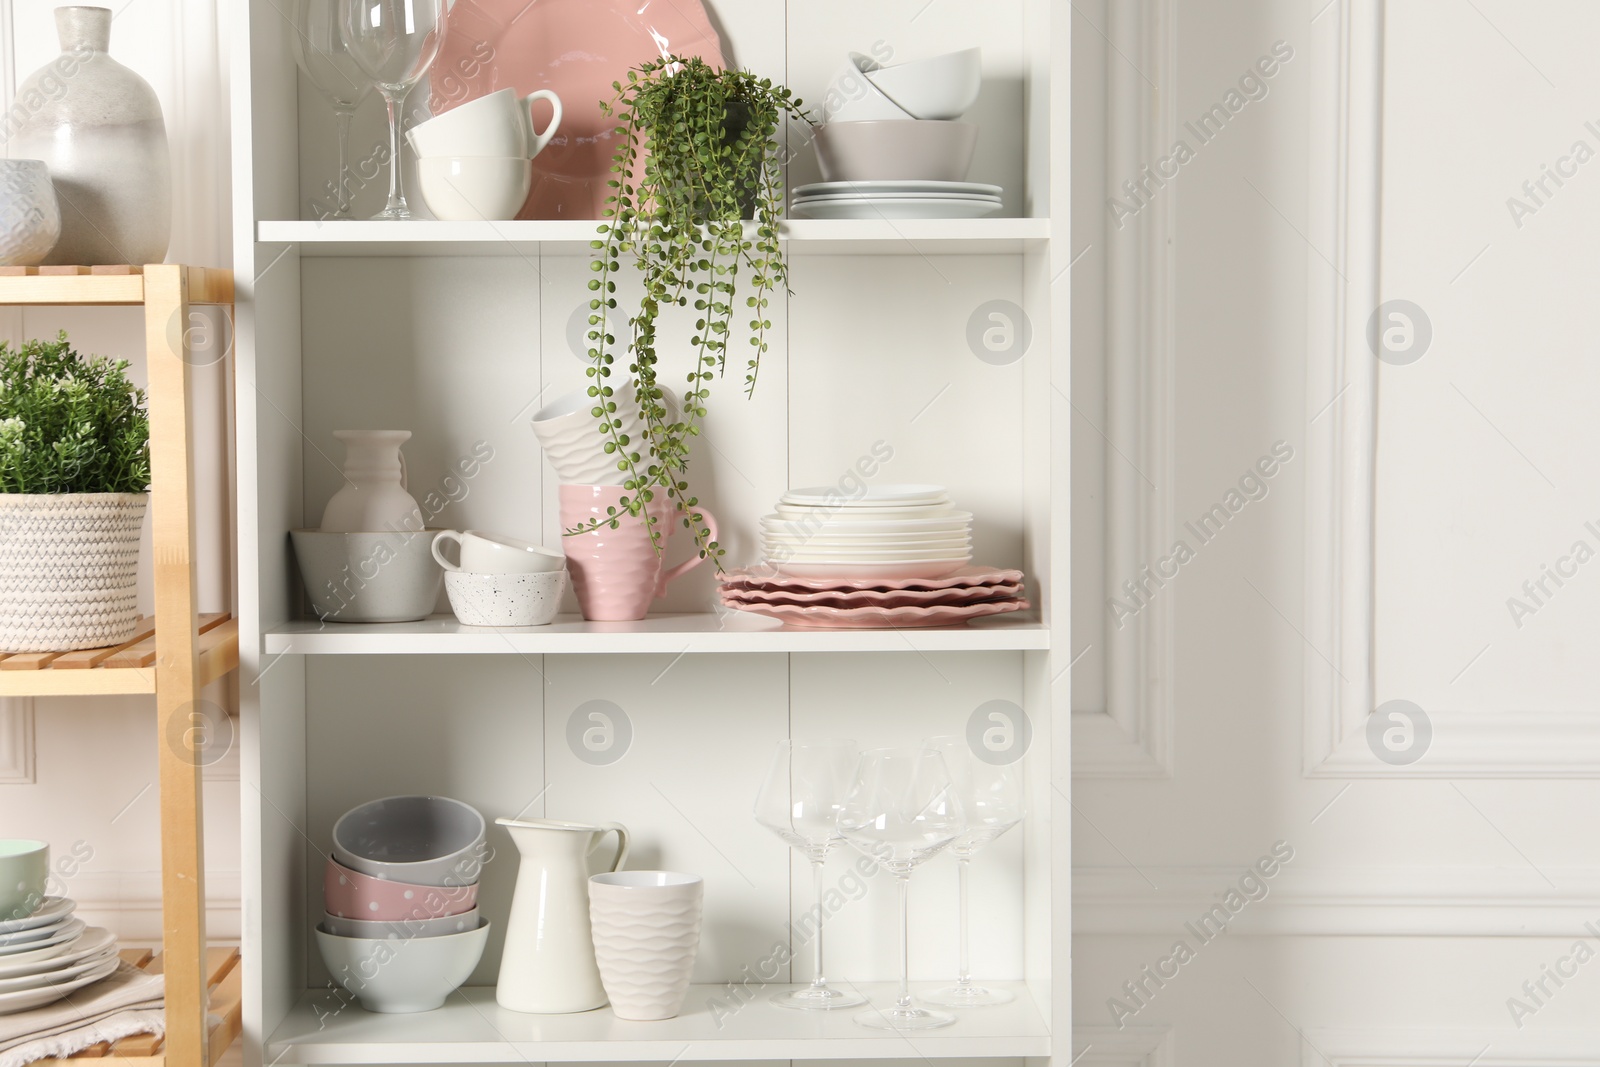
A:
761;484;973;577
432;529;567;627
407;88;563;221
800;48;998;219
318;796;490;1013
291;431;443;623
0;842;120;1016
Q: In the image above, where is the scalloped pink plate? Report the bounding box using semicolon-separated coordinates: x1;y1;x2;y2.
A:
722;582;1024;608
720;597;1030;629
720;565;1024;592
429;0;723;220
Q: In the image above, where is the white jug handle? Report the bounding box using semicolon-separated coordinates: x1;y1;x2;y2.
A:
431;529;463;571
522;89;563;157
592;822;629;872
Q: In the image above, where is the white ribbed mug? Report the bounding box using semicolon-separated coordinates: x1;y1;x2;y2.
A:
588;871;703;1021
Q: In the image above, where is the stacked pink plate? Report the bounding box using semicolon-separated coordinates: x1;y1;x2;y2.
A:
719;566;1029;629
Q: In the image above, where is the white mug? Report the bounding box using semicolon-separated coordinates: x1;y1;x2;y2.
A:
408;88;563;160
431;530;565;574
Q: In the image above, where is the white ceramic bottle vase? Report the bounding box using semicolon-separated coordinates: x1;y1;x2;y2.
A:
495;817;629;1014
320;430;425;533
12;7;171;266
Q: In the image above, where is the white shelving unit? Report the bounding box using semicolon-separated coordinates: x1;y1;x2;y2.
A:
231;1;1067;1064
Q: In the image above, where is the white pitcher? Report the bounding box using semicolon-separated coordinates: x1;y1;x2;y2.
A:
320;430;425;533
495;817;629;1013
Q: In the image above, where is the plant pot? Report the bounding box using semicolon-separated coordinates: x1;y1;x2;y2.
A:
0;493;148;652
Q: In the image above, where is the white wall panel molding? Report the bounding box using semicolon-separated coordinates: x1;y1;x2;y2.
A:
1304;1030;1599;1066
1299;0;1600;778
0;698;36;784
1074;0;1176;780
67;870;241;943
1072;1024;1173;1067
1077;865;1600;936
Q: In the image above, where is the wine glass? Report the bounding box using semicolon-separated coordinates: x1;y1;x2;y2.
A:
291;0;372;218
838;747;966;1030
919;735;1026;1007
753;739;868;1011
338;0;445;219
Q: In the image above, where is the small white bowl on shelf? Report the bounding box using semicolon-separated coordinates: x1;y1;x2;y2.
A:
444;569;567;627
862;47;983;120
315;922;490;1013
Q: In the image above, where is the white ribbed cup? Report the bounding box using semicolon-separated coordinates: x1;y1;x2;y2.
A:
588;871;703;1021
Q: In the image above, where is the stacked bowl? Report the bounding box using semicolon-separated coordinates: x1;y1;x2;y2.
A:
318;796;491;1013
0;842;119;1016
759;484;973;579
798;48;1000;219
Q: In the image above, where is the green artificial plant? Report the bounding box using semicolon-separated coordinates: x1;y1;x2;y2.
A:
0;332;151;495
576;55;812;562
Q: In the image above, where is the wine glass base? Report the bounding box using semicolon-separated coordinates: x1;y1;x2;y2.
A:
368;205;419;221
854;1005;957;1030
771;986;869;1011
920;984;1016;1008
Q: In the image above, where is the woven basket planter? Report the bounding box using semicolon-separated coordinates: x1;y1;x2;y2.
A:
0;493;148;653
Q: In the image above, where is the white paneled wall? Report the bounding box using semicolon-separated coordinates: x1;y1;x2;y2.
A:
0;0;236;944
1073;0;1600;1060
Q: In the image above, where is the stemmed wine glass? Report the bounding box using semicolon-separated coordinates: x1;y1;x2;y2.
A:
838;747;966;1031
291;0;372;218
753;739;869;1011
919;736;1026;1007
338;0;445;219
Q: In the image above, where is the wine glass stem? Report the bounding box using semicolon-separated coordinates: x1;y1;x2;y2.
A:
956;855;971;987
896;872;912;1010
809;858;828;991
381;88;405;214
334;109;354;217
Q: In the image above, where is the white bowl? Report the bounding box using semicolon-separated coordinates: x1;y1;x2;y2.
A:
417;157;531;221
862;47;983;120
820;56;913;123
291;530;444;624
316;923;489;1013
332;795;487;887
321;908;481;940
444;569;567;627
814;120;977;184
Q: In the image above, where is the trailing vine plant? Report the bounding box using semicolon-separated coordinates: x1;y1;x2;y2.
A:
571;55;811;563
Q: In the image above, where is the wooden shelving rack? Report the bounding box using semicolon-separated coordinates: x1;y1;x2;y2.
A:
0;264;241;1067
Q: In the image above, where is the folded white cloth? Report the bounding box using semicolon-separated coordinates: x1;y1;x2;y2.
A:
0;963;165;1067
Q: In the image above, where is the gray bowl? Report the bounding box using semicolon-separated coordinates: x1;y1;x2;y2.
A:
291;529;443;623
332;795;487;887
813;120;978;183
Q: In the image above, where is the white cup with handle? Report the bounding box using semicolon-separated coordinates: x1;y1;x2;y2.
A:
408;88;563;159
431;530;565;574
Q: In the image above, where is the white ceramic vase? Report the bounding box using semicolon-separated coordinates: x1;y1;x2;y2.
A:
588;871;704;1021
495;817;629;1014
11;7;171;266
0;161;62;266
320;431;425;533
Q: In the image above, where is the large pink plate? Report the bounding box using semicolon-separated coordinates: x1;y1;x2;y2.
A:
720;566;1025;593
429;0;724;220
722;583;1025;608
720;597;1031;630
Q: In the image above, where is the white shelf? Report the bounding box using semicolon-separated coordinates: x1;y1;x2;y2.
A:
266;983;1050;1063
256;218;1050;256
263;611;1048;655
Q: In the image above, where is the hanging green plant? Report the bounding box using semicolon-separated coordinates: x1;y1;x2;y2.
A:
574;55;812;563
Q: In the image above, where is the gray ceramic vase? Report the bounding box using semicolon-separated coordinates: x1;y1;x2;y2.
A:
11;7;171;266
0;161;62;266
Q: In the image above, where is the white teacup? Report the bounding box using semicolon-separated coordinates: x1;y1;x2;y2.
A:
431;530;564;574
417;157;531;221
408;88;563;159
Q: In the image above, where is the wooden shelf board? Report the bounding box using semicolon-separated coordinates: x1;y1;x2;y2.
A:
0;614;238;697
266;982;1048;1063
258;218;1050;257
0;266;233;306
263;611;1048;655
30;946;242;1067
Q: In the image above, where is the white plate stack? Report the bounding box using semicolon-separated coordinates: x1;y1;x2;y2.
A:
790;181;1002;220
761;484;974;580
0;899;121;1015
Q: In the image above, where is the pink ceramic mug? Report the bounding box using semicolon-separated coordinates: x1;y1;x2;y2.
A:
558;485;719;621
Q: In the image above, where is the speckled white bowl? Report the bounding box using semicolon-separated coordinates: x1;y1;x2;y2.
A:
444;569;566;627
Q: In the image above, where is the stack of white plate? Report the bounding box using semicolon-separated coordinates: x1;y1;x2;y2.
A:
761;484;973;580
789;181;1002;220
0;899;120;1015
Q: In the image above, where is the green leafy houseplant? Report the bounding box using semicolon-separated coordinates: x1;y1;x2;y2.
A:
577;55;811;562
0;331;150;495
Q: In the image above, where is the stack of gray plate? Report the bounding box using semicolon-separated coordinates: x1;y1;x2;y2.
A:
790;181;1002;220
0;899;119;1015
